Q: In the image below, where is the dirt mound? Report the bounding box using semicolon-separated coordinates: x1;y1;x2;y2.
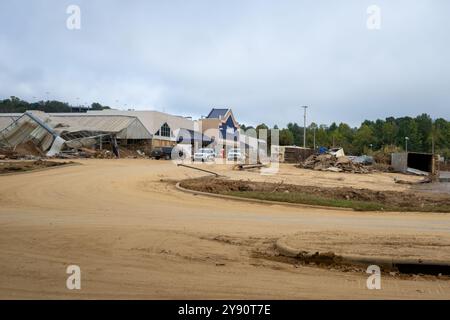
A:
180;177;450;212
298;154;370;173
0;160;71;174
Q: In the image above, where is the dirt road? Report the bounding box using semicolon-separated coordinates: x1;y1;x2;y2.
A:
1;159;449;299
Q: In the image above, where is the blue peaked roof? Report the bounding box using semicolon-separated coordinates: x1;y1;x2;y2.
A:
206;108;229;119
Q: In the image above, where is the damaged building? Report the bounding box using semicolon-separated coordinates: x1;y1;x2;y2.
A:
0;111;152;157
0;107;249;158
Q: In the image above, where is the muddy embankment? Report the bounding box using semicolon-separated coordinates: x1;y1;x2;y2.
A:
0;160;72;174
180;177;450;212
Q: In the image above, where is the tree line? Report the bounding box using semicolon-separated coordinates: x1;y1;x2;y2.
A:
243;114;450;159
0;96;110;113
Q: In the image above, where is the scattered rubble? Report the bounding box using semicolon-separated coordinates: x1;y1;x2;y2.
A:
298;154;371;174
0;142;43;160
54;147;145;159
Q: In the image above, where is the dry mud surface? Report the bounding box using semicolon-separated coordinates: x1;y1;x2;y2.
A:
1;159;450;299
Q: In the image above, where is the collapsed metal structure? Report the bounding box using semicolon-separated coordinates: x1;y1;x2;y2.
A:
0;111;151;157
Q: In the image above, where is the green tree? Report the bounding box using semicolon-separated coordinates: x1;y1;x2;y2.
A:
353;124;375;154
279;128;294;146
382;121;397;145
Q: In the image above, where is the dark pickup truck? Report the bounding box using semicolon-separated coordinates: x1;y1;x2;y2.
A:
150;147;173;160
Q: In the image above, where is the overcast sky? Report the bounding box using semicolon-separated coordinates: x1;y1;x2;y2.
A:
0;0;449;127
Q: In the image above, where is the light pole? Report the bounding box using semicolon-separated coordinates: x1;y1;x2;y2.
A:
301;106;308;148
405;137;409;153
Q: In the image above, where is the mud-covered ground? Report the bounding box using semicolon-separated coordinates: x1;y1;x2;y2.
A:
1;159;450;299
180;177;450;212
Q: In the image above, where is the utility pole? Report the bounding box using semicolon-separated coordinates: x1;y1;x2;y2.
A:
301;106;308;148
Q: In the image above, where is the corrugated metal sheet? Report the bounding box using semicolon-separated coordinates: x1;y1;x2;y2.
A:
49;115;152;139
0;114;55;151
0;114;21;131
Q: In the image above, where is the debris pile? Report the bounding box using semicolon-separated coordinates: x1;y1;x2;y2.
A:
298;154;371;174
0;142;44;160
55;147;145;159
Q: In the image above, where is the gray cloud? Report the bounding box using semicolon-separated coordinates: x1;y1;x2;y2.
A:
0;0;449;127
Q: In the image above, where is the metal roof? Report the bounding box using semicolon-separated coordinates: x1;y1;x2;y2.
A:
86;110;194;137
206;108;230;119
49;114;152;139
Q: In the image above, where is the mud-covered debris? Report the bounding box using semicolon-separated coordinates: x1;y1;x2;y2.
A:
298;154;371;174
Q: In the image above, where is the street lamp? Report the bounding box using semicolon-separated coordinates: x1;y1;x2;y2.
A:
405;137;409;153
301;106;308;148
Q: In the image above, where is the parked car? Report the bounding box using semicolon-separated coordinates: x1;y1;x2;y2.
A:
193;148;216;162
150;147;173;160
227;148;244;161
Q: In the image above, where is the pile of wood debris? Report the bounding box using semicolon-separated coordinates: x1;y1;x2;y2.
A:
298;154;371;174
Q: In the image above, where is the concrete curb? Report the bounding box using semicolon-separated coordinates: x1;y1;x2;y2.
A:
0;162;79;177
175;181;352;211
275;236;450;270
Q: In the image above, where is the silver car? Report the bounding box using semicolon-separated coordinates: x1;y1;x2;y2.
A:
227;148;244;161
193;148;216;162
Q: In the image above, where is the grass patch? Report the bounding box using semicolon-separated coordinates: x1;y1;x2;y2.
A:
224;191;450;212
224;191;384;211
